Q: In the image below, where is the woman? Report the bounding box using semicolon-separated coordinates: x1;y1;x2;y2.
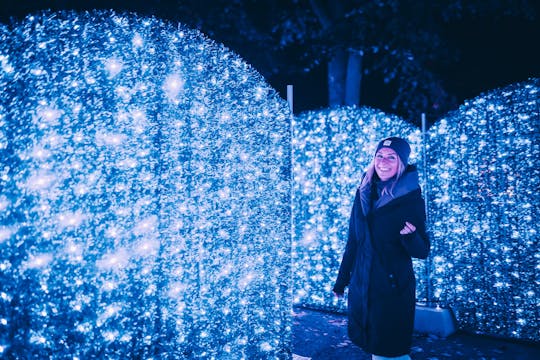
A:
333;137;430;360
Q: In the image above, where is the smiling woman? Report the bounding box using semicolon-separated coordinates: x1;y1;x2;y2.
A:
333;136;430;359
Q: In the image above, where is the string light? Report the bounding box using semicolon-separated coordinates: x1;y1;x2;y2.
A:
427;79;539;342
0;10;291;358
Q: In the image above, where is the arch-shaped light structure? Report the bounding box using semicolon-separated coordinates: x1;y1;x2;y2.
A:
427;79;539;341
0;11;291;358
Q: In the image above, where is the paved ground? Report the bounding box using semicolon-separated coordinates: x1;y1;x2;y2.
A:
292;307;540;360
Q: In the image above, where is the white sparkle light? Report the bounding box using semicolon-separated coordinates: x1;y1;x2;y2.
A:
25;253;53;269
0;227;14;244
96;249;129;270
132;33;144;48
25;172;56;191
163;73;184;99
104;58;124;78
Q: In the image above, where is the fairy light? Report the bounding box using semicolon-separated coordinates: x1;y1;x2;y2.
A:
0;10;291;358
428;79;539;342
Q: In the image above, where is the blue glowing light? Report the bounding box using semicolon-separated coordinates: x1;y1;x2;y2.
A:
0;11;291;358
427;79;539;342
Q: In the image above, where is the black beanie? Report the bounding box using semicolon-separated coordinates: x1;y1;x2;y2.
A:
375;137;411;165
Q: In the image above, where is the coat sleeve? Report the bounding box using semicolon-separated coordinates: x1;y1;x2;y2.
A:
400;192;430;259
333;189;361;294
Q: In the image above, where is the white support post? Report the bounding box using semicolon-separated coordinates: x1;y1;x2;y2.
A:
421;113;431;305
287;84;294;113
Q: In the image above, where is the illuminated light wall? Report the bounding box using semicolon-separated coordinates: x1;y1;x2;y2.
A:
0;11;291;359
292;106;425;311
427;79;539;341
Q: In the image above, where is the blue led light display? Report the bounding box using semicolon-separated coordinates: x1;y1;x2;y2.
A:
0;11;292;358
427;79;539;341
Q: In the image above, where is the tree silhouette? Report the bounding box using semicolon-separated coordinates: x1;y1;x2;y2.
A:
166;0;536;125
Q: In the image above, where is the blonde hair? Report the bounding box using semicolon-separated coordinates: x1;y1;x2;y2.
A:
359;156;406;197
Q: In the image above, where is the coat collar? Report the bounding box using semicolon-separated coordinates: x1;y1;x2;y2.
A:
373;165;420;210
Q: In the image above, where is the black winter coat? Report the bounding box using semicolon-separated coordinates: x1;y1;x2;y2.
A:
333;166;430;357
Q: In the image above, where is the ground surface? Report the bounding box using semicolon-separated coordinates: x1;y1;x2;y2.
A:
292;307;540;360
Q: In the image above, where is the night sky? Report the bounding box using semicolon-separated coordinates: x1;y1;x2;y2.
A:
1;1;539;121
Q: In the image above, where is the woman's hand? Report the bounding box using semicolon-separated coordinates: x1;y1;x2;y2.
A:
400;221;416;235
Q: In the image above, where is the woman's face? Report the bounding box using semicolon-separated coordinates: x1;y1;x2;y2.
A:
374;148;399;181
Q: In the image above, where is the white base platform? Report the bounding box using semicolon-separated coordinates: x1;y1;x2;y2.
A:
414;305;457;338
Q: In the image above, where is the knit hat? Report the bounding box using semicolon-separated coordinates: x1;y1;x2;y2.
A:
375;137;411;165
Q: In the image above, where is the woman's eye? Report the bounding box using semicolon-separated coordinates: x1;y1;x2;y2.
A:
376;154;396;161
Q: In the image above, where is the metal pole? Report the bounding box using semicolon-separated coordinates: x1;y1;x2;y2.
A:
422;113;429;218
287;84;295;313
287;85;294;113
421;113;433;306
